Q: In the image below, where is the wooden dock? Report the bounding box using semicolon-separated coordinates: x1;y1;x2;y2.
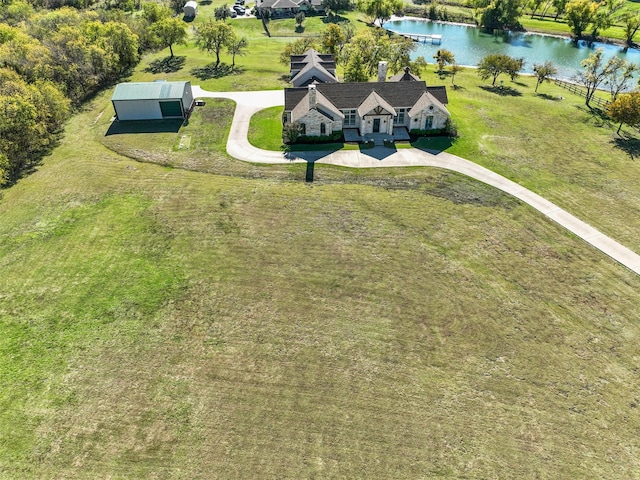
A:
396;33;442;45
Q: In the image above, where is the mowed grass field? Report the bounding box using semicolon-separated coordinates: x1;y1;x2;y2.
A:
3;100;640;478
3;9;640;478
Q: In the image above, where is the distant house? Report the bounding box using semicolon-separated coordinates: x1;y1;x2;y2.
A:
283;65;450;141
111;81;194;121
257;0;322;16
290;49;337;87
183;0;198;17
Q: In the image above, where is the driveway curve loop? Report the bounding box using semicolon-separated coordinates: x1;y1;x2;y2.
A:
192;86;640;275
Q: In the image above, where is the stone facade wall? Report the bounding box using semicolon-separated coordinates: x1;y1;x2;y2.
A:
298;109;342;136
409;108;448;131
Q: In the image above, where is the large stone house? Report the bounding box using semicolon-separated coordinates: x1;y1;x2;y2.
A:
256;0;322;16
283;67;450;141
290;49;337;87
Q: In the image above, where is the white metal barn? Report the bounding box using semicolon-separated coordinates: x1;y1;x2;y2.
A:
111;81;194;121
183;0;197;16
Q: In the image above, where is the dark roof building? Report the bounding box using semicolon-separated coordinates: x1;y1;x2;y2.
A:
290;49;338;87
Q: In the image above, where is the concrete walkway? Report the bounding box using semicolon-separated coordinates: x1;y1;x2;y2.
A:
192;87;640;275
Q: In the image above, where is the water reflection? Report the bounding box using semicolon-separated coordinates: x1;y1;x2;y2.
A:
385;18;640;78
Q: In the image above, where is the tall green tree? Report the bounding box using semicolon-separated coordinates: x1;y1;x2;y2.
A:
149;17;187;57
195;20;234;66
533;60;557;92
603;57;638;100
0;68;69;185
552;0;568;19
387;36;416;73
473;0;524;29
343;48;368;81
620;12;640;47
320;23;345;56
339;29;391;76
355;0;403;26
564;0;597;38
322;0;352;14
575;48;615;106
279;37;318;64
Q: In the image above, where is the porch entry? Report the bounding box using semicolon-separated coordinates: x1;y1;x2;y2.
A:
373;118;380;133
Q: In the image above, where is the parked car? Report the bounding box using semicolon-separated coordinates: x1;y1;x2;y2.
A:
229;8;237;16
232;4;245;14
235;0;245;5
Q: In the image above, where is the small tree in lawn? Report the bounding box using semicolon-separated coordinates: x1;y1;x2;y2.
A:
433;48;455;73
604;57;639;101
533;61;557;92
215;4;231;21
607;91;640;134
227;34;248;69
149;17;187;58
450;64;462;87
196;20;234;67
477;54;517;86
295;11;305;29
575;48;619;107
506;57;524;81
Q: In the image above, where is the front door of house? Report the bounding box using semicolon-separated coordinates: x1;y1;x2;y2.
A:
373;118;380;133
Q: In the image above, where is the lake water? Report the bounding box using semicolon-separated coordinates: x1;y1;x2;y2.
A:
385;18;640;79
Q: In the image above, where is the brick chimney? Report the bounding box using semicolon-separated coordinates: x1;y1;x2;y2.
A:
377;61;388;82
308;84;317;109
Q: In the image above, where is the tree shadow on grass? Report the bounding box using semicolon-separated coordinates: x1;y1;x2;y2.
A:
191;63;245;80
535;92;563;101
105;119;184;136
612;135;640;160
144;56;186;74
480;85;522;96
323;13;349;23
295;25;305;33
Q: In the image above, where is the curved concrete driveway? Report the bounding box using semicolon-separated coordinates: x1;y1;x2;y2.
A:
193;87;640;275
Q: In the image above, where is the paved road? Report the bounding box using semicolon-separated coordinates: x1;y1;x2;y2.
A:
192;87;640;275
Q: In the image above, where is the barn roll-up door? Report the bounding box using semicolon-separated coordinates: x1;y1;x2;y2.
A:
160;101;183;118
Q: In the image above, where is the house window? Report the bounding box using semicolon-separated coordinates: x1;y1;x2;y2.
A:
300;123;306;134
342;109;356;127
425;116;433;129
394;108;406;125
320;123;326;134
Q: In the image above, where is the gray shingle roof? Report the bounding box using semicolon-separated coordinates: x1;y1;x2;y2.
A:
284;82;448;111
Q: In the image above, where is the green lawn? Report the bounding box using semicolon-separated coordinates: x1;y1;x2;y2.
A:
4;10;640;479
3;96;640;477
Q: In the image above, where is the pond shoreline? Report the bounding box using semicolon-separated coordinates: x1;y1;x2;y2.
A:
383;16;640;78
387;15;632;50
